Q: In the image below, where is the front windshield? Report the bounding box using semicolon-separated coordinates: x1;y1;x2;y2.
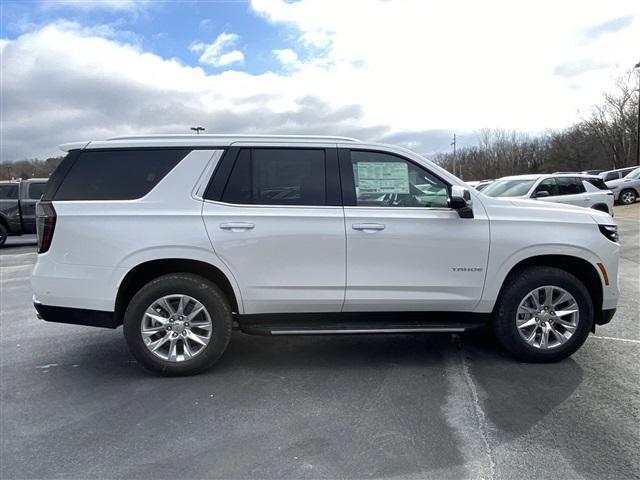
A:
482;179;537;197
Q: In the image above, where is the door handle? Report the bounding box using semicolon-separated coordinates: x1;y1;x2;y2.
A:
220;222;255;231
584;198;591;201
352;223;386;231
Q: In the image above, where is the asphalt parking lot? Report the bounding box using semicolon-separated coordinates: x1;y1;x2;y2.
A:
1;205;638;480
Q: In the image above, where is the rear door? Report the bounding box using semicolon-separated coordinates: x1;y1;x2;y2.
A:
340;148;489;312
201;146;346;314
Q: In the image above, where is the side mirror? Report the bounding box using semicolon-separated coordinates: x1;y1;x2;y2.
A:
449;185;474;218
534;190;550;198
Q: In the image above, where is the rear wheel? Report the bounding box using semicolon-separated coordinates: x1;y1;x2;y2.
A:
123;273;233;376
0;224;7;248
619;189;637;205
492;266;593;362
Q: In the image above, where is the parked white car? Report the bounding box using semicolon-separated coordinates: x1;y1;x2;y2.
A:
606;167;640;205
32;135;619;375
482;173;614;215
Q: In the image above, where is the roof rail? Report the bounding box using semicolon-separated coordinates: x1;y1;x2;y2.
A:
106;134;361;142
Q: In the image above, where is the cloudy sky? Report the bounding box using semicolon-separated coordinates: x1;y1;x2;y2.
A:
1;0;638;160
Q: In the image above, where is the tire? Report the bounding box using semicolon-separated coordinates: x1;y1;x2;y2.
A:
123;273;233;376
492;266;593;363
619;189;637;205
0;224;7;248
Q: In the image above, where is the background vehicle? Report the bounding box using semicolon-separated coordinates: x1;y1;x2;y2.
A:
31;135;619;375
466;180;493;190
0;178;47;247
599;166;638;187
482;173;614;214
606;167;640;205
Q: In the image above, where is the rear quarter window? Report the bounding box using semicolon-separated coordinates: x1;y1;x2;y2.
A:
52;149;190;201
27;182;46;199
584;178;609;190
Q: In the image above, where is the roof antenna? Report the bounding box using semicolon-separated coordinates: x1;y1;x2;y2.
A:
190;127;205;135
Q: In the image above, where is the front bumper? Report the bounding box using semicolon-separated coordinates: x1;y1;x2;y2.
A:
34;301;117;329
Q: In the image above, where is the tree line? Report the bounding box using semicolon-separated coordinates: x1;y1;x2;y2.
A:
435;71;639;180
0;156;64;181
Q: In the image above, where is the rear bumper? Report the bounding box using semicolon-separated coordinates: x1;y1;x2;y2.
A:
34;301;117;329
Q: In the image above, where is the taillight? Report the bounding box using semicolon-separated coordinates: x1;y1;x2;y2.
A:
36;201;57;253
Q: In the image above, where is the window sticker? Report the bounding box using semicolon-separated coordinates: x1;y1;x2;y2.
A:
356;162;410;194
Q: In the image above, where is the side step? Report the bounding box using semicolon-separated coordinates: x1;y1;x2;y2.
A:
238;312;488;336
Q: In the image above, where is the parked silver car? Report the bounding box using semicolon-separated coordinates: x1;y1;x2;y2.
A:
606;167;640;205
599;166;638;187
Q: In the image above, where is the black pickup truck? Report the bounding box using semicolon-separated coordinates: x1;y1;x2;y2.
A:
0;178;48;247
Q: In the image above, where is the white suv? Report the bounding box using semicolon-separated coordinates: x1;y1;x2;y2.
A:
32;135;620;375
482;173;614;214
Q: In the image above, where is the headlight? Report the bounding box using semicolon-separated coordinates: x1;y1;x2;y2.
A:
598;224;619;242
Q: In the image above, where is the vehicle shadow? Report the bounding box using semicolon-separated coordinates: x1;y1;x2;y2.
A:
6;327;587;479
457;328;583;440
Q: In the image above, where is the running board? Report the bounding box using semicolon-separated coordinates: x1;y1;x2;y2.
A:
237;312;488;336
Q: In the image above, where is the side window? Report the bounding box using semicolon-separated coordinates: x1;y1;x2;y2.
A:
556;177;585;195
0;184;18;199
221;149;327;206
604;172;618;181
585;177;608;190
535;178;558;196
27;182;46;200
53;149;189;201
350;151;449;208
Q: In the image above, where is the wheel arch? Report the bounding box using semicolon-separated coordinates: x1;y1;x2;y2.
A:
495;254;603;325
114;259;240;327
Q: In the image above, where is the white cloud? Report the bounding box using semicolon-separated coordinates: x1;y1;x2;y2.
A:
0;22;392;160
191;32;245;68
1;0;639;160
251;0;640;131
273;48;300;69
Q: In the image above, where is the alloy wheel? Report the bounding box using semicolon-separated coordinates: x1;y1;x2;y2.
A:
515;286;579;350
620;190;636;205
141;294;213;362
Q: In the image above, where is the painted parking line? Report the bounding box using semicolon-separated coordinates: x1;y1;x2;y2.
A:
593;335;640;345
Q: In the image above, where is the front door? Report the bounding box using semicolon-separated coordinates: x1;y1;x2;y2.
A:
202;147;346;314
340;148;490;312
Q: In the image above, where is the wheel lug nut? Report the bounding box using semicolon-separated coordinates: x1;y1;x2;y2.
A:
182;331;187;336
184;322;189;327
167;325;172;330
172;332;178;337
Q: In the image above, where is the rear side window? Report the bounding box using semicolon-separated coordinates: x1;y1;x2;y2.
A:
556;177;585;195
52;149;189;201
221;149;326;206
585;177;608;190
27;182;46;200
603;172;619;181
0;184;18;199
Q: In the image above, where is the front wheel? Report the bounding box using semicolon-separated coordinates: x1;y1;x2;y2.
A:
123;273;233;376
619;189;637;205
492;266;593;362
